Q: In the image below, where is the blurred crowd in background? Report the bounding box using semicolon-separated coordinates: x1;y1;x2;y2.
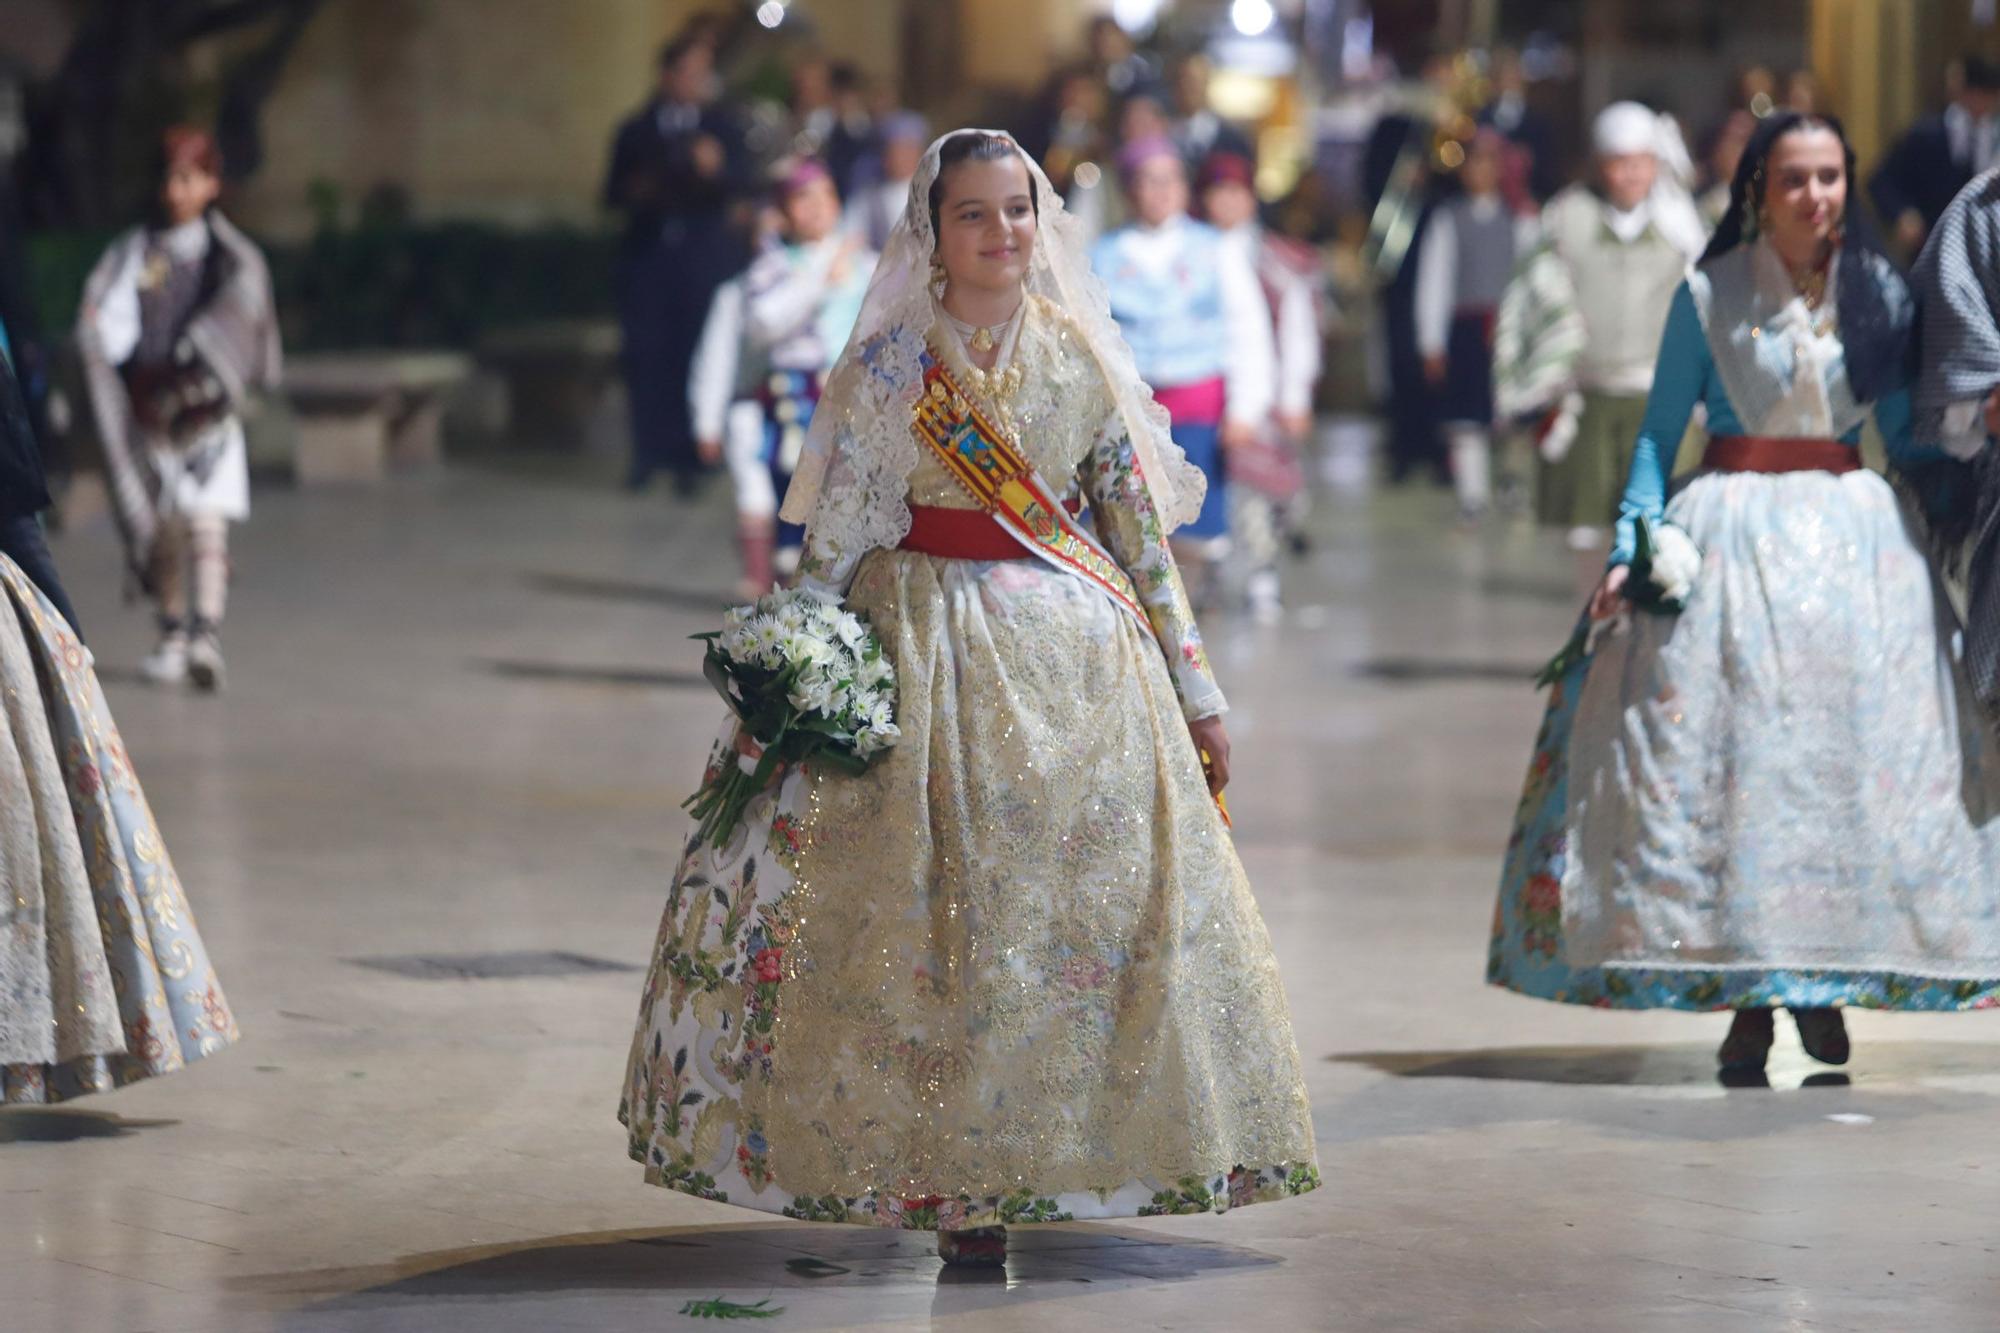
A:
1;1;1998;641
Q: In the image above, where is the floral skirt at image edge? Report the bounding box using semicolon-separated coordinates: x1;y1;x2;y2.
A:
0;558;239;1104
1487;634;2000;1013
620;740;1321;1231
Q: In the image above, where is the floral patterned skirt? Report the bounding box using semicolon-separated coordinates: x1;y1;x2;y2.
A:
621;550;1319;1228
1491;469;2000;1011
0;556;238;1103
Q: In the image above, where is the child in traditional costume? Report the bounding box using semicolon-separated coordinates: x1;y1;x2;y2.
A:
1091;135;1274;608
77;126;280;691
1495;102;1706;597
690;249;772;601
621;130;1317;1267
1491;113;2000;1074
1197;150;1326;621
0;344;238;1104
1414;129;1537;521
720;158;873;592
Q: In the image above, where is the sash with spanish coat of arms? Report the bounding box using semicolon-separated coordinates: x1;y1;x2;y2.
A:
910;351;1152;631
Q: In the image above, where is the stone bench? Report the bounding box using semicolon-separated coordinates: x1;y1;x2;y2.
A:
281;350;474;483
475;319;623;452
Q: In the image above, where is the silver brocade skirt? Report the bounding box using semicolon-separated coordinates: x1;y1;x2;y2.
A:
0;557;239;1101
1492;468;2000;1010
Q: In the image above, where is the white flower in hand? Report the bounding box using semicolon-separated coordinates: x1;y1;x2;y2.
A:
1647;524;1701;604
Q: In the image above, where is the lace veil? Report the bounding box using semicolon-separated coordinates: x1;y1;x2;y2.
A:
779;128;1206;554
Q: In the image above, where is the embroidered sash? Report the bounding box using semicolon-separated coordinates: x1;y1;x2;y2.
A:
911;354;1151;630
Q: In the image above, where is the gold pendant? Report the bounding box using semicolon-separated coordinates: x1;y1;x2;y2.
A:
970;325;997;354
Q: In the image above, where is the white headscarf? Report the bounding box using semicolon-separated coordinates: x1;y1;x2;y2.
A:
1592;101;1661;157
779;128;1206;556
1589;101;1710;260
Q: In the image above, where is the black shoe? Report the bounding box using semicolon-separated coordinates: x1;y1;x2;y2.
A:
1718;1008;1775;1072
1790;1007;1850;1066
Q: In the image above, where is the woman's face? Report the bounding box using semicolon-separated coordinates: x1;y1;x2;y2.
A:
935;154;1037;296
1760;125;1846;253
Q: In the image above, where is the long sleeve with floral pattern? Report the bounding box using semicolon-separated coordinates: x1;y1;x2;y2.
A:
1080;411;1228;721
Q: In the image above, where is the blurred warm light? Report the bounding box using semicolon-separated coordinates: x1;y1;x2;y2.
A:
1210;69;1279;121
1073;161;1103;189
1438;139;1465;169
756;1;786;29
1231;0;1276;36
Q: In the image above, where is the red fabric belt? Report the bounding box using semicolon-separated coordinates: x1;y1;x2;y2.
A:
1151;375;1227;425
898;501;1083;561
1702;435;1860;475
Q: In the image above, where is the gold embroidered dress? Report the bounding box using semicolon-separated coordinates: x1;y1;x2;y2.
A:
620;133;1317;1229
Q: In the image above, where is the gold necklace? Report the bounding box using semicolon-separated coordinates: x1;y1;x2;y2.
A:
929;337;1027;439
944;307;1015;356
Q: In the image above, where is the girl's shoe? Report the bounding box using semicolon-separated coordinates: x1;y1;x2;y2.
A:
937;1225;1006;1268
1790;1007;1850;1066
140;633;190;686
1717;1007;1775;1072
187;630;226;693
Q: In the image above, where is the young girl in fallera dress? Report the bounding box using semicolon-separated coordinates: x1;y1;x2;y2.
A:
621;130;1318;1267
1490;112;2000;1072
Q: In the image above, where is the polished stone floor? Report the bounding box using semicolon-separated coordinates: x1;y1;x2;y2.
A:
7;442;2000;1332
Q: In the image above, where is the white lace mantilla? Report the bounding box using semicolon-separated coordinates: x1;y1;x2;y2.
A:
780;128;1206;566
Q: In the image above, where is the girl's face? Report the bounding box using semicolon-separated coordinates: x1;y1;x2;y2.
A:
1200;178;1257;231
1129;155;1188;228
782;176;841;244
1759;125;1846;253
935;154;1037;296
1460;139;1503;197
162;163;220;227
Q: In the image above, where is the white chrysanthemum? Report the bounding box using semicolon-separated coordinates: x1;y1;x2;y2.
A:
743;615;785;662
864;696;895;734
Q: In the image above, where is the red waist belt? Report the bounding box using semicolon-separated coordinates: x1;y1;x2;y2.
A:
1151;375;1227;425
899;500;1083;561
1702;435;1859;475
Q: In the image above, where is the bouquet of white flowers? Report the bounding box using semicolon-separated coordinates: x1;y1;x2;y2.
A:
684;588;900;848
1535;516;1702;689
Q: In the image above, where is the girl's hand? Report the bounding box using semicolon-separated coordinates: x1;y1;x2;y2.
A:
1589;565;1631;622
1187;715;1231;795
733;727;789;788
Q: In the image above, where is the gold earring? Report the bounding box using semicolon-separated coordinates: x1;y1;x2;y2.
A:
929;252;947;290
